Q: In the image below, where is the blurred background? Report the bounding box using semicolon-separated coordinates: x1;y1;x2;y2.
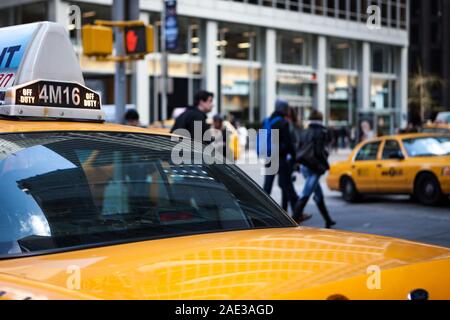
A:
1;0;447;136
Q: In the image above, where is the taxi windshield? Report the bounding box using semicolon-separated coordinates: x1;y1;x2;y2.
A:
0;132;293;258
402;136;450;157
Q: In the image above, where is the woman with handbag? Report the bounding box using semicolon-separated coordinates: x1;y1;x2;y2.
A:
293;110;337;229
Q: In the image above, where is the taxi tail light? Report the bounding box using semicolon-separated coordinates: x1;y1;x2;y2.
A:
159;211;194;222
442;167;450;176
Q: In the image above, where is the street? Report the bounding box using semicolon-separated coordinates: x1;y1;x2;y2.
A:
238;150;450;248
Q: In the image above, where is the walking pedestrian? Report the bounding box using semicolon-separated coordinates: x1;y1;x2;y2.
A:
281;107;303;211
124;109;140;127
293;110;336;228
211;114;233;161
261;99;299;212
170;90;214;140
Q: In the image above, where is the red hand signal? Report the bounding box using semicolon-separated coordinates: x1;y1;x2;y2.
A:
126;30;138;52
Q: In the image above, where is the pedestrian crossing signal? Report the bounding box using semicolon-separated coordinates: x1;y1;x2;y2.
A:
82;21;154;60
82;25;113;56
124;25;154;55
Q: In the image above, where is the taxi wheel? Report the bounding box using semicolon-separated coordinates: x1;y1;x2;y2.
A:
414;173;443;206
341;177;360;202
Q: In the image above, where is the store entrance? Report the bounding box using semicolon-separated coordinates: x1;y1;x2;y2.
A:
357;111;396;141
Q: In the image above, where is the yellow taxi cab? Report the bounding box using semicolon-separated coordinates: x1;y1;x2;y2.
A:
0;22;450;300
327;133;450;206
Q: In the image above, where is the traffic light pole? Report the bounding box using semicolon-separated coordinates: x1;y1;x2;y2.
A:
161;0;168;121
127;0;140;120
113;0;126;124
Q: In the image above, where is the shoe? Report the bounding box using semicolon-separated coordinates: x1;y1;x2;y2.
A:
293;213;312;224
293;197;308;218
326;220;337;229
316;199;336;229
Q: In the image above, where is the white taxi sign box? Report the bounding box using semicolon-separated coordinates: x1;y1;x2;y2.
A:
1;79;104;122
0;21;105;122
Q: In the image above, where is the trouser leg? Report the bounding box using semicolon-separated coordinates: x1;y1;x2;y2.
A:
263;173;275;195
313;183;336;228
278;159;298;212
293;166;319;219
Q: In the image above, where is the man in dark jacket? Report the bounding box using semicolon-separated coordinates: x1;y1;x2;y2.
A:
293;110;336;228
263;99;299;212
171;90;214;140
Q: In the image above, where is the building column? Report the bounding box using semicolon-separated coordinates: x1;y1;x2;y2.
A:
317;35;327;118
205;20;218;116
361;41;371;111
399;46;408;128
134;12;150;126
48;0;69;25
264;28;276;118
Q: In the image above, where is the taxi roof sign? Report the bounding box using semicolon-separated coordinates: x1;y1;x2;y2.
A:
0;22;105;122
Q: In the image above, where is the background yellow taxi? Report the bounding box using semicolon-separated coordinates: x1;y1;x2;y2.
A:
327;133;450;206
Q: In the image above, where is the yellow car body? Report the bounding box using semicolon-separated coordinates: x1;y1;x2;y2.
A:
0;120;450;300
327;133;450;205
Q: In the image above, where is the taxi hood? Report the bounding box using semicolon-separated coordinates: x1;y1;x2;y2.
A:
1;227;449;300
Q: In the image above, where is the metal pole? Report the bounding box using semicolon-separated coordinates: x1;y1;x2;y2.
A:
128;0;140;113
248;34;255;123
160;0;168;121
113;0;126;124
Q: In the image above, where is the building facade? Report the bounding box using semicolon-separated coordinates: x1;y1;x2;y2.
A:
0;0;409;135
409;0;450;122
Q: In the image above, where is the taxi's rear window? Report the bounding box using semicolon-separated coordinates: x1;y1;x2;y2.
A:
0;132;294;258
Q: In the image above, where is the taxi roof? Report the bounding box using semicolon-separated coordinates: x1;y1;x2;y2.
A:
365;132;448;142
0;119;173;136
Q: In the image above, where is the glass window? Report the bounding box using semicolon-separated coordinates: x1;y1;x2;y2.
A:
400;0;407;29
315;0;324;15
22;2;47;24
221;66;260;122
360;0;369;23
391;0;398;27
0;132;293;257
355;141;381;161
327;0;336;17
327;74;358;126
0;9;10;27
349;0;358;21
382;140;402;159
370;78;396;109
218;24;258;61
276;71;314;112
276;32;312;66
338;0;347;19
150;16;200;56
328;38;357;70
289;0;300;11
303;0;312;13
372;45;394;73
402;136;450;157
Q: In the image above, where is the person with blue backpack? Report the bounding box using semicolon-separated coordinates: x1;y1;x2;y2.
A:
258;99;299;213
